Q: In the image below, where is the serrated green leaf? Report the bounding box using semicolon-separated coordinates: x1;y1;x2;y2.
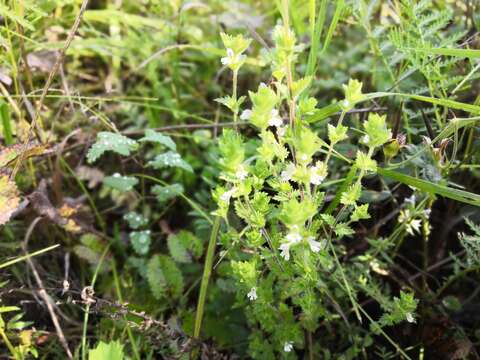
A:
123;212;148;229
355;151;377;172
130;230;151;255
140;129;176;151
148;151;193;172
363;113;392;148
89;340;124;360
147;255;183;300
340;183;361;206
328;123;348;144
87;132;138;163
334;223;354;237
152;183;184;202
351;204;370;222
167;234;191;263
103;174;138;192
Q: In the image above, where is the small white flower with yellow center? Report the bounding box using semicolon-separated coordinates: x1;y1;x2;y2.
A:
283;341;294;353
309;161;328;185
247;287;257;301
268;109;283;127
235;165;248;181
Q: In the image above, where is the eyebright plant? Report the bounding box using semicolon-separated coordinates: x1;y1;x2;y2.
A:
214;23;417;359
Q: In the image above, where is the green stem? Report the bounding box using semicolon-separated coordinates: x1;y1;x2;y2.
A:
112;260;141;360
193;216;221;339
0;322;18;359
81;245;111;360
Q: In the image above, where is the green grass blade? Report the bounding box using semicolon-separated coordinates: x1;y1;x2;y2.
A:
307;92;480;124
406;47;480;59
0;244;60;269
321;0;345;53
194;216;221;339
0;101;14;145
305;0;327;77
378;168;480;207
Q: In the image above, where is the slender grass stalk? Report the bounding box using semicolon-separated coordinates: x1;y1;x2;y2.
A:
193;216;221;338
0;244;60;269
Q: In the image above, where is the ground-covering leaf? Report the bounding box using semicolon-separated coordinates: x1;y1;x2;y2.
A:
130;230;151;255
123;212;148;229
103;174;138;192
152;183;184;202
147;254;184;300
140;129;176;151
148;151;193;172
87;132;138;163
167;230;203;263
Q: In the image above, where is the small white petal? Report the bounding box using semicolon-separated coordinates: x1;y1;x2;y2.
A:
220;188;236;202
286;231;302;244
307;237;324;253
280;163;296;182
240;109;252;120
247;287;257;301
268;109;283;127
279;243;291;261
406;312;415;323
235;166;248;181
284;341;294;353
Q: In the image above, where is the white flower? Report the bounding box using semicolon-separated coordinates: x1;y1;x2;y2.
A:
220;48;245;68
280;227;303;261
268;109;283;127
309;161;327;185
342;99;350;108
307;236;324;253
279;243;291;261
220;48;235;66
277;126;286;137
405;194;416;205
247;287;257;301
240;109;252;120
423;208;431;217
259;82;267;88
286;231;302;244
283;341;294;353
220;188;236;202
236;165;248;181
406;312;415;323
281;162;296;182
361;134;370;145
300;153;308;162
406;219;421;236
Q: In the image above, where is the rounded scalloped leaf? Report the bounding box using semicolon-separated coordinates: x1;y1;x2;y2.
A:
0;175;20;225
